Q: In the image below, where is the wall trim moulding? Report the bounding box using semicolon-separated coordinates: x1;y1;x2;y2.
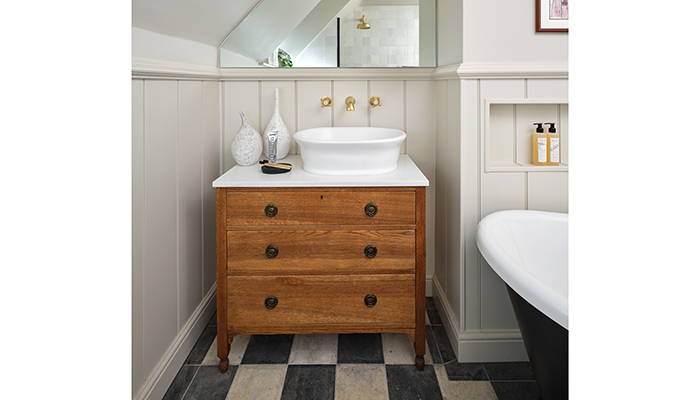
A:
132;58;223;80
218;67;436;81
432;62;568;80
134;285;217;400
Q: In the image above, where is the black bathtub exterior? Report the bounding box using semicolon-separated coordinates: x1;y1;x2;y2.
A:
507;286;568;400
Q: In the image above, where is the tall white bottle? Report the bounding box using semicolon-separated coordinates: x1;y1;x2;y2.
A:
231;112;262;166
263;88;291;160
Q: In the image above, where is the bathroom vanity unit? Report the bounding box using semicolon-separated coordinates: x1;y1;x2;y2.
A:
213;155;428;372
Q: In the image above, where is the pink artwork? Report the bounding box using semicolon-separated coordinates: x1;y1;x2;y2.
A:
549;0;569;20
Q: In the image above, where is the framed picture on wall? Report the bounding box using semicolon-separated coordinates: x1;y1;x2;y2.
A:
537;0;569;32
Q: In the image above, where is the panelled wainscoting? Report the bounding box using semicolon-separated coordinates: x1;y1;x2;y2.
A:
132;61;567;400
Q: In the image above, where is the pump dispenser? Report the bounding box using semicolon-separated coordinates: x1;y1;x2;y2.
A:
545;122;560;166
532;123;547;166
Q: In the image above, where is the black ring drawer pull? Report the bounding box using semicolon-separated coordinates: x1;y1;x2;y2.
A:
365;202;378;217
265;203;278;217
265;295;278;309
266;245;279;259
364;294;377;308
364;244;377;258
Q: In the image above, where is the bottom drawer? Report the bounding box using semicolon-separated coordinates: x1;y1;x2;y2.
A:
227;275;415;327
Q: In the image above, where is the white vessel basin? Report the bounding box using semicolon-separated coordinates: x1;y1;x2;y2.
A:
294;127;406;175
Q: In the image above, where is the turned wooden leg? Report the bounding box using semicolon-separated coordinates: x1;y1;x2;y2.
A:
415;355;425;370
218;357;229;373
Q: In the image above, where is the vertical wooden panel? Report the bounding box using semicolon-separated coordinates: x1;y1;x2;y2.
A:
261;81;297;156
480;258;520;329
369;80;405;151
528;172;568;213
444;79;462;322
297;81;333;135
488;104;515;165
406;80;436;279
223;81;260;171
143;79;179;376
202;81;220;292
333;80;368;126
177;81;204;327
131;79;145;396
460;79;480;331
515;104;558;166
560;104;568;165
433;79;447;287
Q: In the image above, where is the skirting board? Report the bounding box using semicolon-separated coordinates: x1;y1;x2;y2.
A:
431;277;528;362
134;284;217;400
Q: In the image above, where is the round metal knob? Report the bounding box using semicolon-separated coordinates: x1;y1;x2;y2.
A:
265;295;278;309
364;294;377;308
266;245;279;259
364;202;378;217
364;244;377;258
265;203;278;217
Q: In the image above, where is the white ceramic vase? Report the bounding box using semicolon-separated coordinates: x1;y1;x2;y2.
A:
263;88;291;160
231;112;262;166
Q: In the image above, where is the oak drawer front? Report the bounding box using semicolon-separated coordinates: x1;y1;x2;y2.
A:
226;191;415;226
227;275;416;327
227;230;415;275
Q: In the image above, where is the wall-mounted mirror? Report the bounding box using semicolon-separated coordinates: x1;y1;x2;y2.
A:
220;0;435;68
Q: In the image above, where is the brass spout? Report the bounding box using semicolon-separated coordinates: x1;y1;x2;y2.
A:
345;96;355;111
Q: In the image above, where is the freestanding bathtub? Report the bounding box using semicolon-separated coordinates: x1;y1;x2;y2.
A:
476;210;568;400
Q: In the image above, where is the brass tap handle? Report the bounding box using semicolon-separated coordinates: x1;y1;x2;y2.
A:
345;96;355;111
369;96;381;108
320;96;332;108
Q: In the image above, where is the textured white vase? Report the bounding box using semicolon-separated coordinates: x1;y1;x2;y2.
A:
263;88;291;160
231;112;262;166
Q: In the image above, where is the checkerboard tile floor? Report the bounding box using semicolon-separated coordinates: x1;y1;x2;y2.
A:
162;298;542;400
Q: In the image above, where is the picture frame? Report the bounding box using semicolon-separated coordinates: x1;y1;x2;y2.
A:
537;0;569;32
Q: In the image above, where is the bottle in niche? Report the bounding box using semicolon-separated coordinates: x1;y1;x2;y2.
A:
532;123;547;166
263;88;291;160
545;122;560;166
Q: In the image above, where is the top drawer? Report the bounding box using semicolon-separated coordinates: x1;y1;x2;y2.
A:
226;190;416;226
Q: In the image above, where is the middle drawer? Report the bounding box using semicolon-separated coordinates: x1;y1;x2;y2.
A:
227;230;416;275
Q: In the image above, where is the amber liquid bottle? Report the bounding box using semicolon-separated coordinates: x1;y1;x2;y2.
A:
532;123;547;166
546;122;560;166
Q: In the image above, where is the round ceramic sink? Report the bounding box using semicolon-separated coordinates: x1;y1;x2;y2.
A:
294;127;406;175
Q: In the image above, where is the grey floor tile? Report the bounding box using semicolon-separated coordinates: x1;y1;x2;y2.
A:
162;366;198;400
426;297;436;309
490;381;542;400
386;364;442;400
427;308;443;325
280;365;335;400
482;362;536;381
434;365;498;400
185;325;218;365
337;333;384;364
335;364;389;400
240;334;294;364
288;334;337;364
431;325;456;364
443;362;488;381
207;311;217;326
425;325;442;365
182;365;236;400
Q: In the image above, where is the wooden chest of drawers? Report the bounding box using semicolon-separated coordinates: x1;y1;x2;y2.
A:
216;186;426;372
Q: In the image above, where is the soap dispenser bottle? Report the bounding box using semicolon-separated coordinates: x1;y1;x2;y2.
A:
545;122;560;166
532;123;547;166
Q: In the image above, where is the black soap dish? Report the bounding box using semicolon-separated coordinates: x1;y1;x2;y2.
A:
260;160;293;174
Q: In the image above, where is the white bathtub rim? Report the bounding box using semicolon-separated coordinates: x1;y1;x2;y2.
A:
477;210;568;330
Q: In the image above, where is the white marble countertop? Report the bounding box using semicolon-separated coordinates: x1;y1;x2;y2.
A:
213;155;429;188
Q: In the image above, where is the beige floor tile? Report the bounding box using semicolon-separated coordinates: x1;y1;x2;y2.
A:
434;364;498;400
202;334;251;366
335;364;389;400
288;334;337;364
226;364;287;400
382;333;433;365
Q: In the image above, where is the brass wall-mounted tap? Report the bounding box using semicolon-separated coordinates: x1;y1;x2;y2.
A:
369;96;381;108
320;96;332;108
345;96;355;111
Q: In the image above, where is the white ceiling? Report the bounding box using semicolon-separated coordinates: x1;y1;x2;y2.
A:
132;0;261;47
